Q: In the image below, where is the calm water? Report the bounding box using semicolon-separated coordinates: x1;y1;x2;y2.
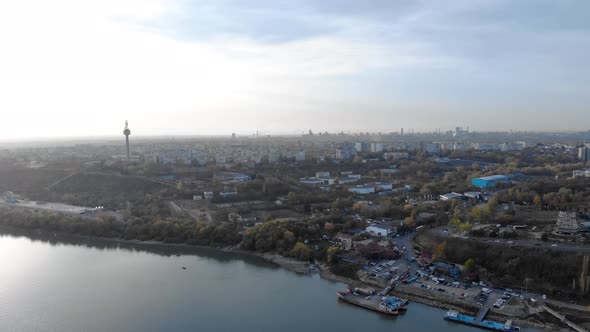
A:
0;231;537;332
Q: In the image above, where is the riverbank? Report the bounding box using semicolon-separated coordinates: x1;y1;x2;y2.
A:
0;226;560;330
1;233;528;332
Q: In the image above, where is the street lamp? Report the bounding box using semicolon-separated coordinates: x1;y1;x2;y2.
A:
524;277;533;293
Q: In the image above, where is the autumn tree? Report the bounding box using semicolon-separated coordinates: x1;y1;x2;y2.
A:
290;242;311;261
433;241;447;261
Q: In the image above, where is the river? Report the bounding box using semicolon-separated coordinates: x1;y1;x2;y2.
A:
0;231;537;332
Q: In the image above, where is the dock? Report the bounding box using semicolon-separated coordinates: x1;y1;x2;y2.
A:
337;288;408;316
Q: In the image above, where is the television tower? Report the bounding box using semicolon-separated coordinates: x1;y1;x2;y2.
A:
123;120;131;159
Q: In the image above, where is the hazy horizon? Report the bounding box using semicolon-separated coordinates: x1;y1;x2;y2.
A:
1;0;588;139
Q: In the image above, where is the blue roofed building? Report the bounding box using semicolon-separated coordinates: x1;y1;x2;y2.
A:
431;262;461;278
471;175;510;188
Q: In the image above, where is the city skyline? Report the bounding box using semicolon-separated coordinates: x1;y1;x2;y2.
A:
0;0;589;139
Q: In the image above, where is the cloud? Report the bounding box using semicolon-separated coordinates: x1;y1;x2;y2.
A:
0;0;588;139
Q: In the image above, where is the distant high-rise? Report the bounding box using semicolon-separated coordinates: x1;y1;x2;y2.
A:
579;146;590;162
123;120;131;159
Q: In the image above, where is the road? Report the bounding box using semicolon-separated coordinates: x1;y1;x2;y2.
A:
0;198;123;221
430;226;590;253
391;232;419;277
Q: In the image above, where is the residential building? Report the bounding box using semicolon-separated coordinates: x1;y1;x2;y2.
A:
579;146;590;162
315;171;330;178
335;233;353;251
295;150;306;162
370;142;383;153
573;169;590;178
453;143;469;151
555;211;581;235
383;152;409;161
422;143;440;154
335;145;356;160
354;142;369;153
472;143;500;151
268;150;281;163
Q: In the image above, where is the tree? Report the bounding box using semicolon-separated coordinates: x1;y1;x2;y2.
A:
449;217;462;229
326;246;340;264
324;222;336;234
290;242;311;261
470;206;491;222
287;192;297;205
487;197;499;209
404;216;416;228
464;258;475;270
459;221;473;233
352;202;365;212
433;241;447;261
282;230;296;250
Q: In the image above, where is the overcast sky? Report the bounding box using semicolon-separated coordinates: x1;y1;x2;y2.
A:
0;0;588;139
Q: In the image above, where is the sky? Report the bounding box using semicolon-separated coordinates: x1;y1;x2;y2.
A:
0;0;588;139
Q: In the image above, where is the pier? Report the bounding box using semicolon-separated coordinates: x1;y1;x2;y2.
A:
475;306;490;322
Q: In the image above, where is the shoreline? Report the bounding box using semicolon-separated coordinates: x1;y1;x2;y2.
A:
0;227;557;330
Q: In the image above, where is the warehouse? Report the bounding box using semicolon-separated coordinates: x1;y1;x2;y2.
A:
471;175;510;188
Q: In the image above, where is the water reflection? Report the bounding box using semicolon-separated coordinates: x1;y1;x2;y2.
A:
0;226;277;269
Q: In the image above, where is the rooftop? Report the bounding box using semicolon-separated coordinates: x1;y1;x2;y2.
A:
475;175;509;181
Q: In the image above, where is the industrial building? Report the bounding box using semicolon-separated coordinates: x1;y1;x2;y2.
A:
471;175;510;188
439;192;464;201
365;221;397;236
216;172;252;184
374;182;393;191
573;169;590;178
348;185;375;195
